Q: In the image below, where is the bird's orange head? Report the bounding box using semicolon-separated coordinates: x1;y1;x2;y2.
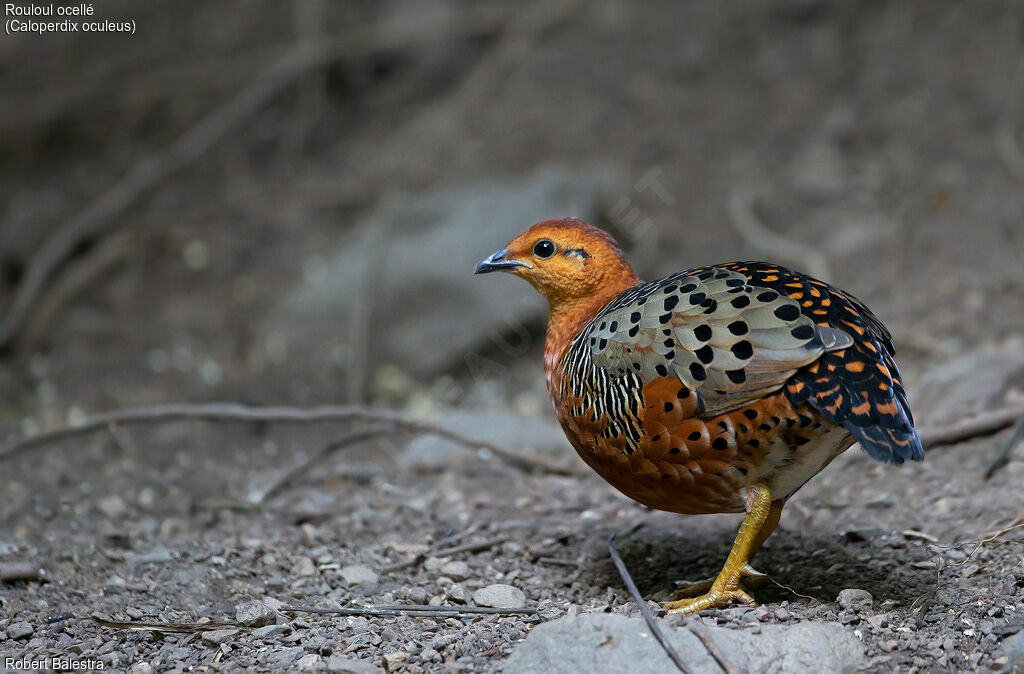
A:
474;218;640;312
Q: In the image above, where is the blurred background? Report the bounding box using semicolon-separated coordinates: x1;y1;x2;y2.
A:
2;0;1021;422
1;2;1024;669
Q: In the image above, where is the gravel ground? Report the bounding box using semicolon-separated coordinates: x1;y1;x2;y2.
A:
3;1;1024;672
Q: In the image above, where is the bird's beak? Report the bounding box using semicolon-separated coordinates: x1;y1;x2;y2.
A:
474;247;531;274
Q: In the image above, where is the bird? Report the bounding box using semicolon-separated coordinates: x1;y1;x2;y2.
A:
475;217;923;614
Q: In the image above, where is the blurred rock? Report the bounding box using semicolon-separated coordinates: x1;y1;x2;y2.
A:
837;588;873;611
473;584;526;609
236;599;277;627
401;408;567;471
340;565;379;586
266;167;609;378
504;613;865;673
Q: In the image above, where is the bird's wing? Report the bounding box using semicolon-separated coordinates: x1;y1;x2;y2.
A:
582;267;852;417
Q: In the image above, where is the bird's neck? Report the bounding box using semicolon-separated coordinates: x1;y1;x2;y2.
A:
543;273;639;395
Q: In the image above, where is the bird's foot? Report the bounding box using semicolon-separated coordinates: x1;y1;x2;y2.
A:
667;563;767;601
663;582;755;614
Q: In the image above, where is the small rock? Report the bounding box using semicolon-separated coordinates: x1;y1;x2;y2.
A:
440;561;470;581
326;654;379;673
129;663;154;674
423;557;445;572
838;611;860;625
408;587;428;604
382;651;408;672
473;584;526;609
880;639;898;652
252;624;292;640
774;607;790;621
837;588;873;611
97;494;127;518
755;607;771;622
297;654;322;669
105;575;127;592
295;557;316;577
447;584;470;604
340;565;379;586
201;628;239;646
236;599;277;627
268;647;305;667
7;621;33;639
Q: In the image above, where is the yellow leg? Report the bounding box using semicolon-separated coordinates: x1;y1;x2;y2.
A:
664;483;777;614
668;498;785;600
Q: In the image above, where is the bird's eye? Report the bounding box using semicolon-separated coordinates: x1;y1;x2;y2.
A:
533;239;556;259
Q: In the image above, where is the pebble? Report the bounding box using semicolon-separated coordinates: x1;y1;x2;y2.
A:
7;621;33;639
440;560;471;581
295;557;316;577
837;588;873;611
297;653;322;669
755;606;771;622
473;584;526;609
129;663;154;674
236;599;277;627
880;639;898;652
252;624;292;640
201;628;239;646
408;587;428;604
340;564;379;586
383;651;409;671
268;646;305;666
774;607;790;621
447;584;470;604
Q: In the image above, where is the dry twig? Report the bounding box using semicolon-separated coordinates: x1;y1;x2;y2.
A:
93;618;238;633
0;402;575;476
919;404;1024;449
280;604;533;618
983;411;1024;480
253;423;395;504
607;534;692;674
687;623;740;674
382;536;509;574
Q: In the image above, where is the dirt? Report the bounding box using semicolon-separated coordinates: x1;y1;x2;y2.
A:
2;0;1024;672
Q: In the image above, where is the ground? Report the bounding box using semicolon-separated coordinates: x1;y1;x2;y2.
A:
2;1;1024;672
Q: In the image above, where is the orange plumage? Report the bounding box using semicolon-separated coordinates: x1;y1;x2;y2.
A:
475;218;922;613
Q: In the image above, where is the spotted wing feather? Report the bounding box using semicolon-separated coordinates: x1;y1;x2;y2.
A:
583;267;851;417
700;262;923;465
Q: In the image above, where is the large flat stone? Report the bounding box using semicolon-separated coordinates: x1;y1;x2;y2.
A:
265;167;610;379
504;613;866;674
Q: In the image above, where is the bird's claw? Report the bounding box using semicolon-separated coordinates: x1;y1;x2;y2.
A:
667;563;767;601
663;585;756;614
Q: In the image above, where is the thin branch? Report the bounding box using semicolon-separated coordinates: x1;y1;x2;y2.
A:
727;186;831;281
919;404;1024;449
984;411;1024;480
382;536;508;574
280;604;533;618
94;618;239;633
253;423;395;504
687;623;739;674
0;11;510;353
607;534;692;674
0;402;575;476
